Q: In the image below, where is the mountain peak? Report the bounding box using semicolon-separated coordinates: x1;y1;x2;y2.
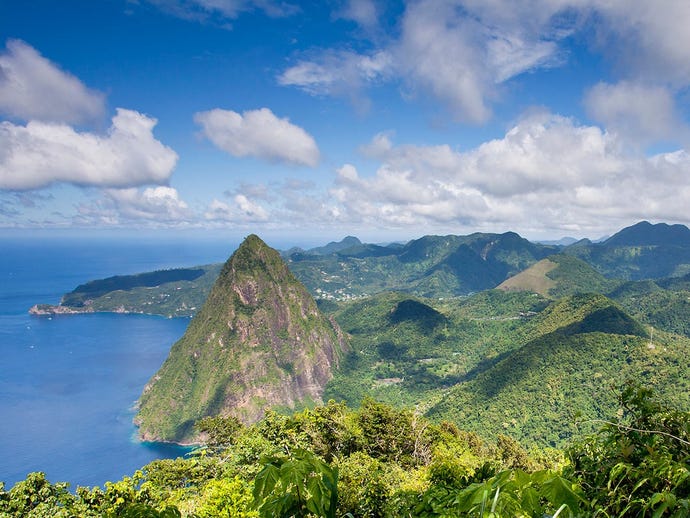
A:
604;221;690;247
309;236;362;255
135;235;348;443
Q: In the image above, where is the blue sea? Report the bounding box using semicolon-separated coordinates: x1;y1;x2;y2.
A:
0;235;237;489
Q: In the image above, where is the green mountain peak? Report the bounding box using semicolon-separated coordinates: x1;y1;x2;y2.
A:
135;234;349;443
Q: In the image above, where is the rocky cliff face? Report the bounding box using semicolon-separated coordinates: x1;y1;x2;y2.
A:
135;235;348;443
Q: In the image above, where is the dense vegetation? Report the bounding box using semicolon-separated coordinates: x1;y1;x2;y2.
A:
324;289;690;449
2;384;688;517
36;221;690;315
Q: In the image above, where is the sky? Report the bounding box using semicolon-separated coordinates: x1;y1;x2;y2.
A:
2;0;690;246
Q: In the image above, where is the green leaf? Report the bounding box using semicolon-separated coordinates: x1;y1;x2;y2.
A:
540;473;586;513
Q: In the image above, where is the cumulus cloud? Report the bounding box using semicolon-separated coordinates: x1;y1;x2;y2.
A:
194;107;319;167
584;81;689;146
0;109;178;190
204;195;268;222
323;113;690;236
0;39;105;124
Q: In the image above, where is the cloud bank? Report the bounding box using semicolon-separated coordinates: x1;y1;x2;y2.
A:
323;113;690;235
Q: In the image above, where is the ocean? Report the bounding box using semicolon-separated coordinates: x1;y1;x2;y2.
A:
0;235;236;489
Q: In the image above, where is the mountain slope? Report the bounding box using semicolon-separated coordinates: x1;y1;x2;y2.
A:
424;294;690;447
135;235;348;443
30;264;221;317
324;289;550;408
610;278;690;338
603;220;690;247
564;221;690;280
289;231;558;299
497;254;619;299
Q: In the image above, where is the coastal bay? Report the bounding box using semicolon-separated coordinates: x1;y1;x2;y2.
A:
0;236;233;488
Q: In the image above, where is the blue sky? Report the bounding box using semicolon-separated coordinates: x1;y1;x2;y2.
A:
2;0;690;246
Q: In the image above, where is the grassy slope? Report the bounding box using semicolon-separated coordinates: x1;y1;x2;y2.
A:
497;255;619;299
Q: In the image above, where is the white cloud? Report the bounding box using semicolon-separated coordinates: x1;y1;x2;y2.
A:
234;193;269;220
584;81;688;146
275;1;690;126
203;195;268;222
0;108;178;190
277;49;392;112
194;107;319;167
204;198;234;221
72;186;192;227
106;186;191;221
395;0;556;122
0;39;105;124
323;113;690;236
337;0;380;31
589;0;690;86
279;1;567;123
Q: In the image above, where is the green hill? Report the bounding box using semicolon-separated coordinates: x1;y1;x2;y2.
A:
289;231;558;300
135;235;348;443
32;264;221;317
609;278;690;338
602;220;690;247
425;294;690;447
564;221;690;280
324;289;550;409
32;221;690;316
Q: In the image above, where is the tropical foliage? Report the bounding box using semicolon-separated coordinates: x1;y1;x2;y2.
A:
3;386;688;517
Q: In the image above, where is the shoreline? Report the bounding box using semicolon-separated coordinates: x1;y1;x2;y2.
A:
28;303;192;319
29;304;95;316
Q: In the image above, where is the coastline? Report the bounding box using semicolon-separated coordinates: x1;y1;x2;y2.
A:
29;304;95;316
28;303;191;319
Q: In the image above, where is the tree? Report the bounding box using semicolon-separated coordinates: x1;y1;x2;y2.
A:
568;381;690;516
253;449;338;518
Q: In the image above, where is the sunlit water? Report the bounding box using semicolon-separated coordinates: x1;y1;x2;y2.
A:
0;236;234;489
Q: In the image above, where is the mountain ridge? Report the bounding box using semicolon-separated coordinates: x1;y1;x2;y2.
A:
32;221;690;316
